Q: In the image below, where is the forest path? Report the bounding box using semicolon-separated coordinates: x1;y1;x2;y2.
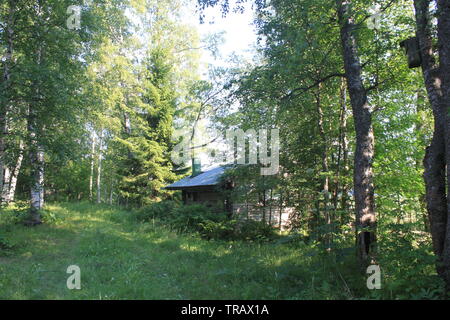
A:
0;202;349;299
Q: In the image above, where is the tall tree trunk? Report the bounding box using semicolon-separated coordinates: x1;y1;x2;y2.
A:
1;167;11;204
28;111;44;224
316;85;331;247
337;0;376;264
5;140;24;203
27;1;44;224
109;179;114;205
269;188;273;225
89;133;96;201
28;96;45;223
0;1;15;207
278;192;284;231
438;0;450;287
335;78;349;220
97;129;103;204
414;90;429;232
333;78;350;228
261;189;266;222
414;0;447;278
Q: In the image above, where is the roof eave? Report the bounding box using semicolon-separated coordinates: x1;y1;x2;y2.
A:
165;184;219;191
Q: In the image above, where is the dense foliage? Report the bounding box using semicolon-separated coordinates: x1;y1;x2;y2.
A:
1;0;449;299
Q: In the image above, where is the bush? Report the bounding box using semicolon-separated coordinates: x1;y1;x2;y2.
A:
41;209;65;225
133;201;178;222
233;219;277;242
199;219;237;240
0;205;29;226
132;202;278;242
371;223;446;299
169;204;227;233
197;218;278;242
0;235;15;256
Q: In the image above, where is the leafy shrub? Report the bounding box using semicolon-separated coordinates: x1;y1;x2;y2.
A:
368;223;446;299
133;201;178;222
0;235;15;256
169;204;227;233
199;219;237;240
233;219;277;242
41;209;65;225
275;232;309;246
199;218;278;242
132;202;278;242
0;206;28;225
109;210;132;224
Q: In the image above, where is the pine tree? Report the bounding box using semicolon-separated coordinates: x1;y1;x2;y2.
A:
117;48;177;206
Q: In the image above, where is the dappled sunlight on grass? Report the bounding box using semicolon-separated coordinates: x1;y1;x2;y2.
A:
1;202;319;299
179;243;207;253
1;202;439;299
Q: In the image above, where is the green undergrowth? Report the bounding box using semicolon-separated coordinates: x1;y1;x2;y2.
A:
0;202;444;299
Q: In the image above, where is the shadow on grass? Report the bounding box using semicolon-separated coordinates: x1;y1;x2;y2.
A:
1;202;366;300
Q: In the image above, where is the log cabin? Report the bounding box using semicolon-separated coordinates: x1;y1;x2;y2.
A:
165;160;293;230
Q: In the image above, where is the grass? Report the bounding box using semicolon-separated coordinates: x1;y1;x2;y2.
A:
0;202;368;300
0;202;442;300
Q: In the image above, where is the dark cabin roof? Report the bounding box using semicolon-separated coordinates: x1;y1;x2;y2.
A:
165;166;229;190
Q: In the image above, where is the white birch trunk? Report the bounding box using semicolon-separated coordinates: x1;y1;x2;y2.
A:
30;146;44;211
29;109;44;222
8;141;24;203
89;134;96;201
0;1;15;206
97;129;103;204
28;1;44;224
1;168;11;204
109;179;114;205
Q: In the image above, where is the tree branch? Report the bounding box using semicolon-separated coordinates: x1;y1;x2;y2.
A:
281;72;345;101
